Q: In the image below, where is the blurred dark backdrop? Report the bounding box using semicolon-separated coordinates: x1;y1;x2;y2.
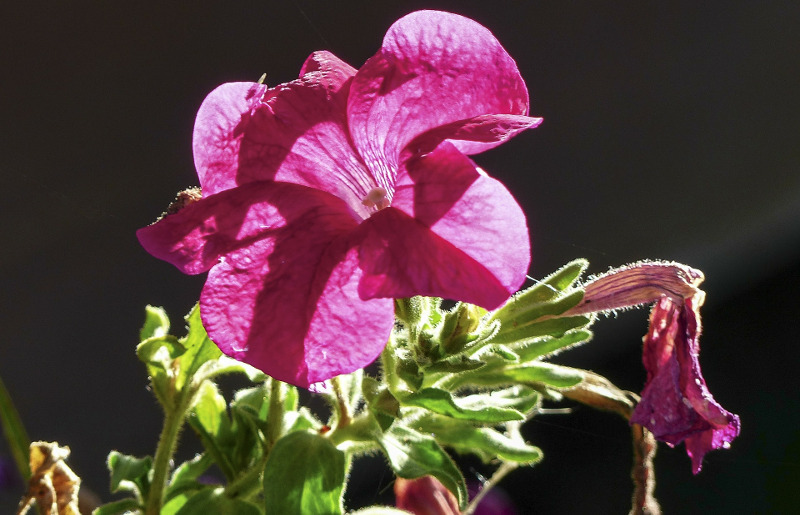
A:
2;1;798;513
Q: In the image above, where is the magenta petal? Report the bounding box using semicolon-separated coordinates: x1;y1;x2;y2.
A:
201;235;393;387
137;182;354;275
357;207;510;309
357;145;527;310
389;143;530;303
193;82;268;196
193;56;376;216
408;114;543;157
348;10;531;172
630;296;741;474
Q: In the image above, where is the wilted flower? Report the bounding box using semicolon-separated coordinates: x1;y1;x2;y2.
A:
138;10;538;387
566;261;740;473
630;294;740;474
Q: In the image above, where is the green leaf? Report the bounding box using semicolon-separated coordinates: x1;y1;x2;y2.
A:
165;453;214;503
0;374;31;480
504;362;585;388
107;451;152;500
415;415;543;464
349;509;411;515
263;431;346;515
175;305;223;392
515;329;594;362
447;359;584;390
167;486;262;515
91;498;143;515
194;355;267;384
140;305;170;341
187;381;236;481
136;335;184;408
403;388;523;423
458;385;540;415
377;424;467;509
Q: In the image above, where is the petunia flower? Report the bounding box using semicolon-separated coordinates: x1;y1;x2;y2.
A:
565;261;740;473
630;294;740;474
137;10;540;387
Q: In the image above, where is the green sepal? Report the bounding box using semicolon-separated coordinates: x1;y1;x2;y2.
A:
402;388;524;423
263;431;346;515
106;451;152;500
492;315;592;346
92;498;143;515
515;329;594;362
502;289;585;329
377;424;467;509
165;486;262;515
414;414;543;464
423;356;485;374
140;305;171;341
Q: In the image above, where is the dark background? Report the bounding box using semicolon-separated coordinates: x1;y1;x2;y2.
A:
2;1;798;513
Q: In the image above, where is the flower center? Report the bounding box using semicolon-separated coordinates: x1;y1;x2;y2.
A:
361;187;390;211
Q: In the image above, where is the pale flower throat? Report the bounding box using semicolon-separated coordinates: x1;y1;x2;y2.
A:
361;187;390;211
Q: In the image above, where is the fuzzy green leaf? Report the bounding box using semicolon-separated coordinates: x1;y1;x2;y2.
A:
403;388;524;423
107;451;152;499
140;305;170;341
165;453;214;503
415;415;543;464
263;431;346;515
378;424;467;509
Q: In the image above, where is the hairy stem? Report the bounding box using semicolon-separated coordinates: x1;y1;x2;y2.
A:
144;401;187;515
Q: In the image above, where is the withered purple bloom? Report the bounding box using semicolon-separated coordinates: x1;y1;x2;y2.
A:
566;261;740;473
630;294;740;474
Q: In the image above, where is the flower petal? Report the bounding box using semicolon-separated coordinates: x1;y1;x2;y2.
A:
136;181;354;275
348;10;533;180
357;145;529;309
630;296;741;474
193;81;268;196
193;52;376;218
201;232;393;387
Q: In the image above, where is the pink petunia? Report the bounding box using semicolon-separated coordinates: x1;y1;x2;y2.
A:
137;10;539;387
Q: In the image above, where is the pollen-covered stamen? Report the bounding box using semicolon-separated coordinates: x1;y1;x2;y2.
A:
361;187;391;211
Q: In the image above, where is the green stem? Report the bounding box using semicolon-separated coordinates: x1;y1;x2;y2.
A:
265;378;285;449
145;394;191;515
330;376;351;429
